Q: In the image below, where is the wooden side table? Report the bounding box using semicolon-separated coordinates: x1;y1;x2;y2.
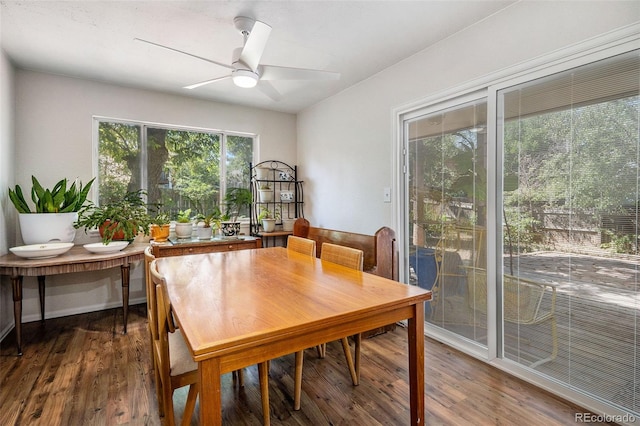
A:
0;243;147;355
255;231;292;247
151;236;262;257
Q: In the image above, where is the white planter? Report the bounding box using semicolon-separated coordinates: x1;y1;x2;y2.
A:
174;222;193;239
197;226;213;240
256;167;271;180
262;219;276;232
259;189;273;202
19;212;78;245
282;218;296;232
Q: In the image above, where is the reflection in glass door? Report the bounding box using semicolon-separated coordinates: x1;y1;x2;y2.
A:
406;99;488;344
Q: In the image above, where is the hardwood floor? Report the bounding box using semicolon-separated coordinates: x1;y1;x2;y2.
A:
0;304;607;425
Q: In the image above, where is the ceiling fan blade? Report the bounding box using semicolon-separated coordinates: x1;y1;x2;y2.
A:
135;38;234;70
184;75;231;90
239;20;272;72
257;81;282;102
260;65;340;81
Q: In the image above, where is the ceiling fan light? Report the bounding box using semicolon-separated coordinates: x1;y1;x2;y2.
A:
232;69;258;88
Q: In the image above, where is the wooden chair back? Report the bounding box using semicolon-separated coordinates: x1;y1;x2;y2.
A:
144;247;159;342
320;242;364;271
287;235;316;257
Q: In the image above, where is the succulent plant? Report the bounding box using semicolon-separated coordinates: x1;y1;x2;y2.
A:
9;176;95;213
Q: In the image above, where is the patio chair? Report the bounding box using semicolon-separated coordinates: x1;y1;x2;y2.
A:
465;266;558;368
430;224;486;323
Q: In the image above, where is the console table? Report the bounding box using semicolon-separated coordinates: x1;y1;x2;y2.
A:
150;236;262;257
0;243;147;355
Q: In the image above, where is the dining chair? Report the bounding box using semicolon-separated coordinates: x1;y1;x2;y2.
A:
319;242;364;386
287;235;316;257
150;260;272;425
286;235;317;410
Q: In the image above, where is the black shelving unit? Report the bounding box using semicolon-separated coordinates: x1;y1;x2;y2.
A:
249;160;304;235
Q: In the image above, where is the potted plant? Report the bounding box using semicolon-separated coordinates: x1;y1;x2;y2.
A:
175;209;193;239
221;187;252;236
195;208;221;240
9;175;95;244
74;189;151;244
258;183;273;202
257;206;280;232
150;211;171;242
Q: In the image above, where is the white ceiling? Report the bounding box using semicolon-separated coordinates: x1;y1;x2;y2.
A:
1;1;514;113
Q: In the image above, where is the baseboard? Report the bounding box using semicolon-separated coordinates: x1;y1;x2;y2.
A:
0;296;147;343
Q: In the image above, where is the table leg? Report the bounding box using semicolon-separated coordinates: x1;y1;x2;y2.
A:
38;275;45;322
11;275;23;356
200;358;223;425
408;302;425;425
120;263;130;334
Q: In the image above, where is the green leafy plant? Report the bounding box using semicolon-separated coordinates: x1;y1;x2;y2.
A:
196;207;221;228
9;176;95;213
151;211;171;226
74;189;151;244
177;209;192;223
257;206;280;221
223;188;252;222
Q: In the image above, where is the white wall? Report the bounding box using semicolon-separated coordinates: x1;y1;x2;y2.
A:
0;49;16;335
4;71;296;332
297;1;640;234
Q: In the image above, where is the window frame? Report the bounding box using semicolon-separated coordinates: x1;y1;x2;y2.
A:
91;116;256;209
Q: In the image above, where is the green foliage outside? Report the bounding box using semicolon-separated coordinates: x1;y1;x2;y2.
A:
97;122;252;221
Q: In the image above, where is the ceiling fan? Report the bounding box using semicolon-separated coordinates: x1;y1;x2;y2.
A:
135;16;340;101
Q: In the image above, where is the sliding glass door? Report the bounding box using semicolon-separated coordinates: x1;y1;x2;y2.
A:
498;51;639;415
406;98;488;344
403;50;639;418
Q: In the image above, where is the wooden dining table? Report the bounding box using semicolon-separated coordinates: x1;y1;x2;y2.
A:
154;246;432;425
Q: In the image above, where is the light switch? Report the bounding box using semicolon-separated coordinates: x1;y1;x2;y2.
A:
383;187;391;203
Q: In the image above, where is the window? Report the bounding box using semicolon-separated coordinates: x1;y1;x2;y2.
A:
96;119;253;218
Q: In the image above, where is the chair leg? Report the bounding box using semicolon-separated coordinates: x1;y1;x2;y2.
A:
258;362;270;426
529;315;559;369
340;337;358;386
294;350;304;410
163;384;176;426
180;383;199;426
315;343;326;358
153;360;165;418
232;369;245;387
353;333;361;384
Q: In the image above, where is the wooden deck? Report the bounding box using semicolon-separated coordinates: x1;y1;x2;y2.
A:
429;249;639;417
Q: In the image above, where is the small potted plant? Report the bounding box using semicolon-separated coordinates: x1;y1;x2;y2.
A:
75;189;151;244
150;211;171;242
9;175;94;244
195;208;221;240
221;187;252;236
258;183;273;203
257;206;280;233
175;208;193;239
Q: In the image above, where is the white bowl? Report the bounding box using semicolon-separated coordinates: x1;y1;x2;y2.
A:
83;241;129;254
10;242;74;259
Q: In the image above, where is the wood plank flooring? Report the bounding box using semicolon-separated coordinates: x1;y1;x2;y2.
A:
0;304;607;425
